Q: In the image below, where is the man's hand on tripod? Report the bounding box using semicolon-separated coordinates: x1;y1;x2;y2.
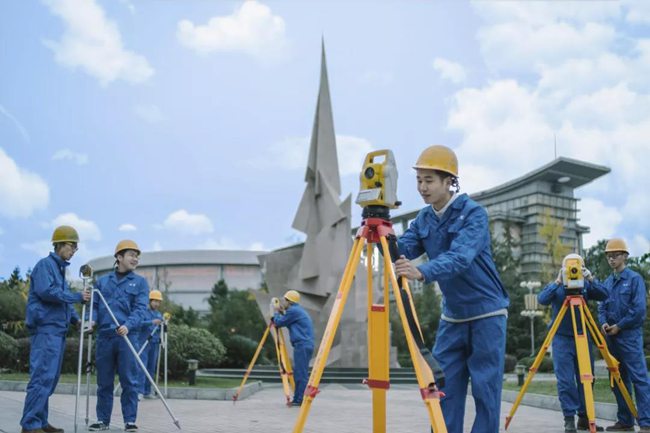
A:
395;256;424;281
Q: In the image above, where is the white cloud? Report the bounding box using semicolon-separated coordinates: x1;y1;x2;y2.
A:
0;104;30;143
0;148;49;218
578;198;624;249
43;0;154;85
177;1;287;60
52;148;89;165
263;134;374;176
162;209;214;235
133;104;164;123
432;57;466;84
197;237;266;251
21;240;53;258
51;213;102;242
624;0;650;24
628;234;650;257
118;223;137;232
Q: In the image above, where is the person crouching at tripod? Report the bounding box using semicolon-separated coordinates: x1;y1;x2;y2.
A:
88;240;148;432
537;254;608;432
271;290;314;407
394;145;509;433
20;226;91;433
597;238;650;433
138;290;163;399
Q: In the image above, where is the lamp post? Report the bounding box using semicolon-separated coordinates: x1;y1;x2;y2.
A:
519;280;543;357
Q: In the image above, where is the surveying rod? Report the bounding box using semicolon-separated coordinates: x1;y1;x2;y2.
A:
93;289;181;429
113;324;161;396
74;264;93;433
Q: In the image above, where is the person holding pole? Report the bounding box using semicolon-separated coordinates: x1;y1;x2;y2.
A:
138;290;163;399
20;226;90;433
88;240;148;432
598;239;650;433
537;254;608;432
271;290;314;407
394;145;509;433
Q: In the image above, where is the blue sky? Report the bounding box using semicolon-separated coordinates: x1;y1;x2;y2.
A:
1;0;649;278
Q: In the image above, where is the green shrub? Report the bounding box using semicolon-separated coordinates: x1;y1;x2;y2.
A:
220;334;271;368
0;331;19;370
517;355;554;373
15;337;30;373
167;324;226;379
504;354;517;373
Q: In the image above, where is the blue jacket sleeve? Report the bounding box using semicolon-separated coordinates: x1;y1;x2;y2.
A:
537;282;561;305
416;206;489;283
398;217;426;260
273;308;298;328
124;279;149;332
585;279;609;302
31;265;83;304
616;275;647;330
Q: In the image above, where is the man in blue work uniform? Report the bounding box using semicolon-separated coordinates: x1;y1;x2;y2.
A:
138;290;163;399
538;254;608;432
20;225;91;433
394;145;509;433
271;290;314;406
88;240;148;432
598;239;650;433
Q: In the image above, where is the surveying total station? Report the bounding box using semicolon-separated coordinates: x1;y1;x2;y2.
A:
505;254;637;433
290;149;448;433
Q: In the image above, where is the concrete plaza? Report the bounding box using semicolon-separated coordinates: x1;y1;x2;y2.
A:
0;384;610;433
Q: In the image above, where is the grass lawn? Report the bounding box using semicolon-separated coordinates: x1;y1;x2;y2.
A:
0;372;241;389
503;380;618;404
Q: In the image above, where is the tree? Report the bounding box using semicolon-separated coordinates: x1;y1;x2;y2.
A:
539;209;572;282
0;267;29;338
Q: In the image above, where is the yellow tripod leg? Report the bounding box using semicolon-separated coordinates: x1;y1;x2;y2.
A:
571;299;596;433
279;329;295;391
233;324;271;402
272;325;294;404
506;299;569;429
291;237;365;433
583;305;638;418
366;243;389;433
380;236;447;433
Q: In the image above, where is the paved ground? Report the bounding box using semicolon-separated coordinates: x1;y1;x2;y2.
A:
0;384;610;433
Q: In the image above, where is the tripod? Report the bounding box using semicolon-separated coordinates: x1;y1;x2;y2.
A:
505;294;637;433
291;206;447;433
155;315;170;398
232;320;295;403
74;265;93;433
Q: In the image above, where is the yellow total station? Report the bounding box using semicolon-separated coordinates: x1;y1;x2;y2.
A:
355;150;401;209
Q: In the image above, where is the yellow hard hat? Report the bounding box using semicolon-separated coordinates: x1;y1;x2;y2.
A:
283;290;301;303
605;238;629;254
51;225;79;243
149;290;163;301
114;239;141;256
413;145;458;177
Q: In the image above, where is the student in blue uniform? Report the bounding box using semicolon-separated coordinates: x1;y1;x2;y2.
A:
88;240;148;432
394;145;509;433
538;254;608;432
598;239;650;433
138;290;163;399
20;226;90;433
271;290;314;406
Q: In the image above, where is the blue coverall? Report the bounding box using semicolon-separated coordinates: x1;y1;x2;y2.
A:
598;268;650;428
273;303;314;405
398;193;510;433
92;271;148;426
537;279;609;418
20;252;83;431
138;308;163;395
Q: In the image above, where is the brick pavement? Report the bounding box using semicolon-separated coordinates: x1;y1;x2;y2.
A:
0;384;610;433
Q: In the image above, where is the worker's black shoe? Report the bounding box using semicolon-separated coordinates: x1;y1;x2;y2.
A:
565;416;577;432
577;416;604;431
605;422;634;431
124;423;138;432
88;422;109;431
42;424;64;433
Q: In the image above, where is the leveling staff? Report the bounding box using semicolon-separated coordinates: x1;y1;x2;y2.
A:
394;145;509;433
537;254;608;433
